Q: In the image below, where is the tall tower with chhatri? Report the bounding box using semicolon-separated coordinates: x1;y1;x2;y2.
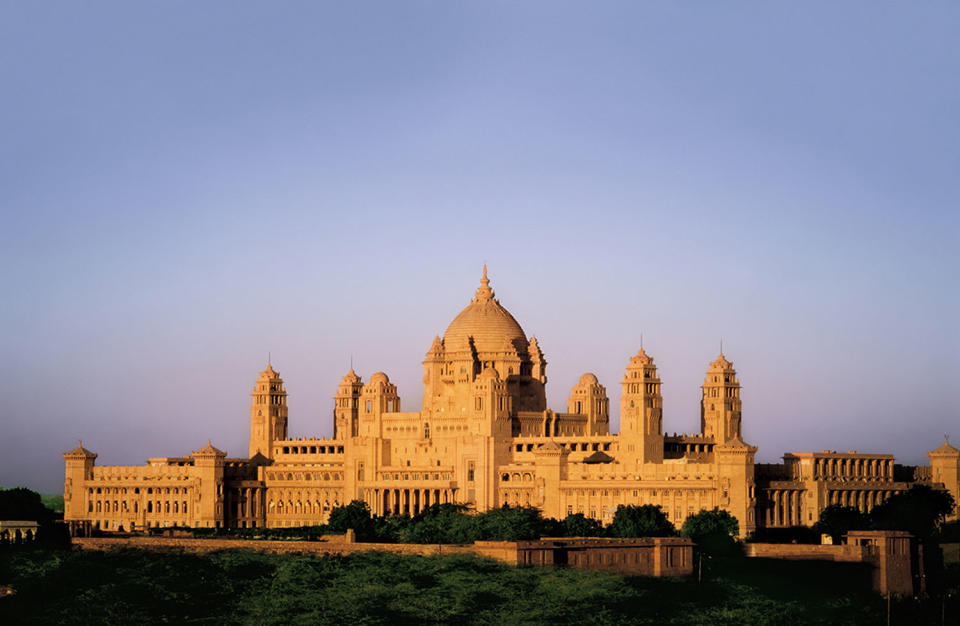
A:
63;268;959;537
248;364;288;458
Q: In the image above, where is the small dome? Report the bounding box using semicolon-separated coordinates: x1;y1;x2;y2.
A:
369;371;389;384
341;368;361;383
578;373;599;385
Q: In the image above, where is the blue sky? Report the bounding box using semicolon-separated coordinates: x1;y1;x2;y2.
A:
1;2;958;491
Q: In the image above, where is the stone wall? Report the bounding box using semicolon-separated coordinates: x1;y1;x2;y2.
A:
71;535;694;577
745;542;868;562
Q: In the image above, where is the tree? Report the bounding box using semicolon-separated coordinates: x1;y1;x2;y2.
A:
0;488;54;522
869;485;956;540
561;513;604;537
813;505;870;544
473;505;551;541
326;500;376;539
608;505;676;538
681;508;739;555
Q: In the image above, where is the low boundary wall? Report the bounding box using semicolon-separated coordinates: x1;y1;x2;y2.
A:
72;535;694;577
745;543;868;562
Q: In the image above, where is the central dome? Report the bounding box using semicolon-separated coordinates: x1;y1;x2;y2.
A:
443;267;528;354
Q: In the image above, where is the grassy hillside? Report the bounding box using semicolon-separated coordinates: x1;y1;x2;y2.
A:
39;495;63;515
1;548;936;625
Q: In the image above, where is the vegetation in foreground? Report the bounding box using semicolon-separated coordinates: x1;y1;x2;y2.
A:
5;546;944;625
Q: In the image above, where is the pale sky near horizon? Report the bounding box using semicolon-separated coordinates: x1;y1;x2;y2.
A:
1;2;958;492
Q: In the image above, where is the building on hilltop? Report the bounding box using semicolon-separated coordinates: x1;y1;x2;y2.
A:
63;268;960;536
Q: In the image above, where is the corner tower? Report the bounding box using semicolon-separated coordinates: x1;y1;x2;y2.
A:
928;436;960;521
700;353;742;444
249;364;288;458
63;442;96;525
568;373;610;436
334;369;363;439
619;348;663;463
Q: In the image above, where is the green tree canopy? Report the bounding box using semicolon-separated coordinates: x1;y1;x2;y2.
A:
326;500;376;539
561;513;604;537
869;484;956;540
681;508;739;555
813;505;870;543
0;487;54;522
608;505;676;538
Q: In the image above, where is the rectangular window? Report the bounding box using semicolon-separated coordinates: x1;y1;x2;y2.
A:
467;461;475;482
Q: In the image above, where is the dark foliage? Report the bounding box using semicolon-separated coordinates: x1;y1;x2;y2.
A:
1;547;939;624
869;484;956;540
561;513;605;537
748;525;820;544
0;488;54;523
681;508;740;556
608;505;676;538
0;488;71;549
326;500;377;539
813;505;871;543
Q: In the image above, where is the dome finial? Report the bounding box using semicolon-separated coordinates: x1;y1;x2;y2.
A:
475;264;494;301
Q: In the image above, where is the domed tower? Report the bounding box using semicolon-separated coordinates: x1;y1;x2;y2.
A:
700;353;742;444
568;373;610;435
334;369;363;439
359;372;399;437
422;266;546;419
249;364;288;458
620;348;663;463
471;366;512;436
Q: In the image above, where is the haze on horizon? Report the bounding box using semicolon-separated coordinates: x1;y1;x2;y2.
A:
1;2;958;493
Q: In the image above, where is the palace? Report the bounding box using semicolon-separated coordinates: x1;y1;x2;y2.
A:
63;269;960;536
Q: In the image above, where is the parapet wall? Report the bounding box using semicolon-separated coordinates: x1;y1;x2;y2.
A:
745;543;868;562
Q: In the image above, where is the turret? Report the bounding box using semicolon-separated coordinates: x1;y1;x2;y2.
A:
928;436;960;521
471;366;512;436
359;372;399;437
619;348;663;463
191;441;226;528
249;364;288;458
334;369;363;439
528;336;547;384
568;373;610;435
700;353;742;444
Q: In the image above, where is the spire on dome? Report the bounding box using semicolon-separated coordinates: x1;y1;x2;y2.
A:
474;265;495;301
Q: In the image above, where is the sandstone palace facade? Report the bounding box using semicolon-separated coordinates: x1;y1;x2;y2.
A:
63;269;960;536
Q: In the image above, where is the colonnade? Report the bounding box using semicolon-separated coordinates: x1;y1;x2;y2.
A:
228;487;265;525
827;489;899;513
764;489;805;527
814;458;893;481
367;487;456;516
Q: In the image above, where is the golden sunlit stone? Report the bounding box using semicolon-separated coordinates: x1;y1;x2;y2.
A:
62;269;959;536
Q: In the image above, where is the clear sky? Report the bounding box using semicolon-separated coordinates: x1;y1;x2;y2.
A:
1;2;958;492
